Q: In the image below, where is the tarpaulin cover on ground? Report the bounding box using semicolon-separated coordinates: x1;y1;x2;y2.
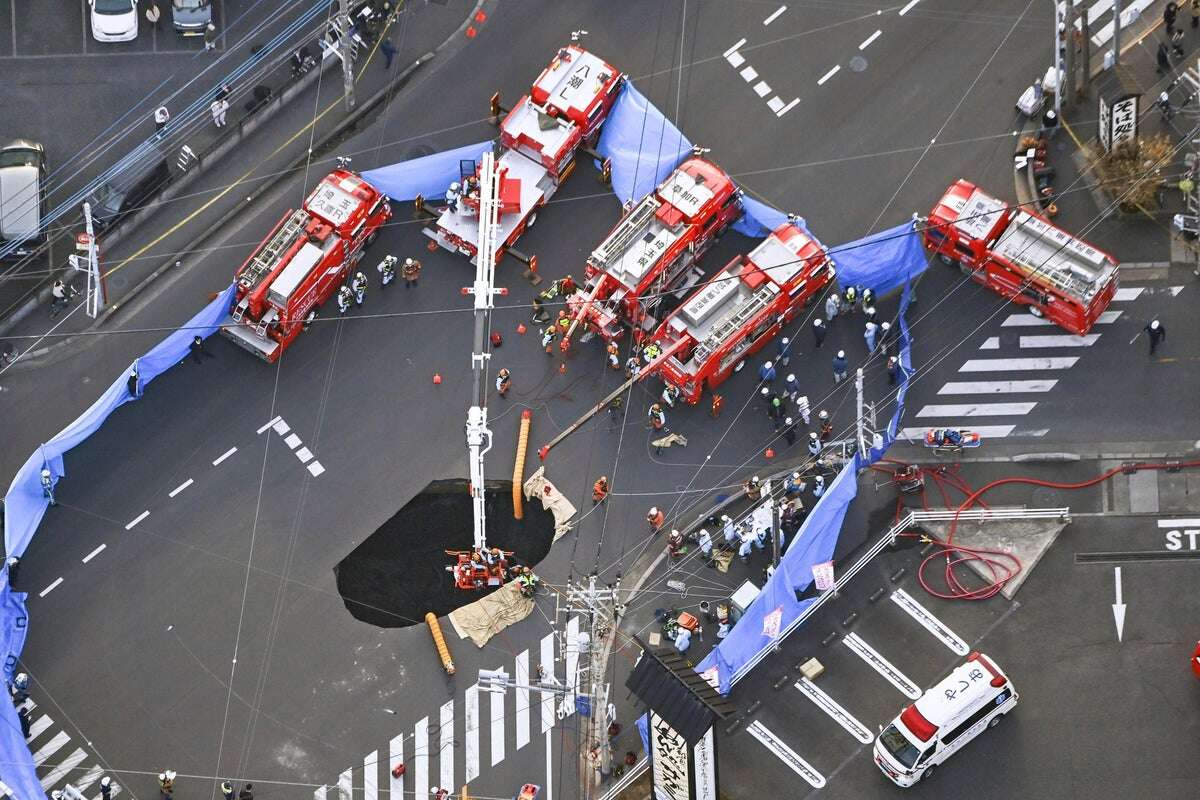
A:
0;580;38;800
832;221;928;296
362;140;494;202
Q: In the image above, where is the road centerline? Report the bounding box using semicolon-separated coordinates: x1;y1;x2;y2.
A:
81;544;106;564
168;478;194;498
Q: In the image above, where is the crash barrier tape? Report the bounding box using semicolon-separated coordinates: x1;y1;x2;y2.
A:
513;410;532;519
425;611;455;675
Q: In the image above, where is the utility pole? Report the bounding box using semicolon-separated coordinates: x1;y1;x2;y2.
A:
70;202;104;319
336;0;356;110
855;367;866;460
1054;0;1065;118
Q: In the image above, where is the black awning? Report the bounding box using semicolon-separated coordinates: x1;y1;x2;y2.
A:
624;637;737;745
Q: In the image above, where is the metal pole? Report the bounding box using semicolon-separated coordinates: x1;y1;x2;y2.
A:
1054;1;1065;118
337;0;355;110
1111;0;1122;69
855;367;866;459
82;202;102;319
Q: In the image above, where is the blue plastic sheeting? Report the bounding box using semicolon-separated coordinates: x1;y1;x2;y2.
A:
3;283;237;560
832;222;928;297
636;712;650;756
0;582;39;800
696;460;857;694
596;82;692;205
862;281;915;466
732;196;790;239
362;140;494;202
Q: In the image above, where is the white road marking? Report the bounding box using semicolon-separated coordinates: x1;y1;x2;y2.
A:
899;0;920;15
168;478;194;498
465;684;480;783
41;745;88;789
1158;518;1200;527
916;402;1036;417
898;425;1017;440
440;699;454;790
1019;334;1101;348
545;729;554;800
938;380;1057;394
817;64;840;85
295;447;313;463
979;336;999;349
724;38;747;57
256;416;282;435
81;544;106;564
1002;309;1121;326
842;632;921;699
540;633;556;733
307;461;326;477
746;720;825;787
363;750;378;800
389;734;404;800
1170;285;1184;296
337;769;351;800
39;578;63;598
1113;287;1144;301
794;678;873;743
959;357;1078;371
726;51;745;67
775;98;800;116
75;764;104;793
31;731;70;765
891;589;969;655
125;511;150;530
763;5;787;24
515;649;531;750
490;673;506;766
767;96;785;113
740;65;759;82
859;29;882;49
313;787;326;800
26;714;53;741
283;433;302;449
413;717;428;799
212;446;237;466
753;80;772;97
272;419;291;436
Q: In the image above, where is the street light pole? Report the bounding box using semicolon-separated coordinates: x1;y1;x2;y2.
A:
1112;0;1123;69
337;0;355;110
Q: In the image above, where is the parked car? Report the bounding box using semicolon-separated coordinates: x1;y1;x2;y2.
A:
171;0;212;35
88;0;138;43
86;142;172;230
0;139;47;259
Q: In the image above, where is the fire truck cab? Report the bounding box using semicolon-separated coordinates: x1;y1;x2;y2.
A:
651;222;834;403
924;180;1118;336
424;45;624;265
568;157;743;342
222;168;391;361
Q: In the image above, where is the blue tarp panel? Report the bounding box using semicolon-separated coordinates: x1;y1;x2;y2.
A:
3;283;237;559
362;140;494;202
596;82;692;205
732;196;790;239
832;222;929;297
696;460;858;693
636;712;650;756
0;581;39;800
862;281;915;466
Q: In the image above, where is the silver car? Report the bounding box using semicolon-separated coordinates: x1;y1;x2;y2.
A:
172;0;212;35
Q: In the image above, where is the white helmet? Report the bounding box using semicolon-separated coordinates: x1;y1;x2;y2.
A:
881;321;891;331
405;257;414;266
829;292;839;303
781;338;789;345
819;409;829;420
100;777;112;788
785;417;793;425
1150;320;1160;330
809;432;818;439
837;350;845;358
721;514;731;522
787;373;796;382
814;318;823;327
158;773;167;782
760;387;769;396
14;672;27;685
40;469;50;479
763;360;773;369
449;181;460;192
648;507;659;516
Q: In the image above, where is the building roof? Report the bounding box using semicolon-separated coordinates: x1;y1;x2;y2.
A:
625;637;736;744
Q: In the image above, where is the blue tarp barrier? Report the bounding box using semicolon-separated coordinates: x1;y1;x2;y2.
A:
636;712;650;756
0;580;38;800
696;459;858;694
732;196;790;239
596;82;692;205
832;222;928;297
4;283;237;560
362;140;494;202
862;281;915;465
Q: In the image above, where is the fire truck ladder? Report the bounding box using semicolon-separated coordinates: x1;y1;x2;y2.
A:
691;286;773;365
231;209;309;322
591;198;658;268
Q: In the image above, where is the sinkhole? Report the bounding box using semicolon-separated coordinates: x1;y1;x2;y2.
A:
333;479;557;628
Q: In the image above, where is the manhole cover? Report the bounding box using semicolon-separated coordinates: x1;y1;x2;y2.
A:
406;144;436;159
849;56;868;73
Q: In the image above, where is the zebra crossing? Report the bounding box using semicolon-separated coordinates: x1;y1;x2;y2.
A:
902;286;1179;442
15;698;120;800
316;625;580;800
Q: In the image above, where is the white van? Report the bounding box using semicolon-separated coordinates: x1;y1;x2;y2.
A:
0;139;47;258
873;651;1017;786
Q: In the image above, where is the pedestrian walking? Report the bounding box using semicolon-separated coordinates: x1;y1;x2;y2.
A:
381;38;397;69
698;529;714;563
99;777;114;800
878;321;892;356
1144;319;1166;354
1158;41;1173;75
398;256;421;288
782;416;798;447
221;781;236;800
722;515;737;548
157;770;176;799
237;784;254;800
887;355;899;385
813;474;826;498
592;476;609;505
541;325;556;355
377;254;397;287
1166;2;1180;36
807;432;821;457
832;350;848;383
783;372;800;401
758;359;777;382
824;292;839;322
495;368;512;397
864;320;878;353
777;336;792;367
710;393;724;418
145;2;161;28
204;22;218;51
189;335;215;363
210;98;229;128
49;280;74;316
337;285;353;314
812;317;826;348
153;106;170;133
647;507;665;534
351;271;368;305
795;394;811;425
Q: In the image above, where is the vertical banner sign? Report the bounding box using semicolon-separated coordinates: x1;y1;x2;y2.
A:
812;560;835;591
1097;95;1111;153
691;726;718;800
650;712;690;800
1109;94;1139;152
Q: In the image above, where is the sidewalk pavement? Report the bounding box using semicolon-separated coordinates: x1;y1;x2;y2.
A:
0;0;480;370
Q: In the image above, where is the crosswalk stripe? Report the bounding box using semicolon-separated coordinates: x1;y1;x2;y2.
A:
337;768;351;800
1018;334;1101;348
490;673;506;766
389;735;404;800
540;633;556;734
27;714;53;741
960;357;1078;371
440;700;454;791
916;402;1035;418
313;787;326;800
938;380;1057;394
1113;287;1144;301
794;678;872;743
515;649;531;751
363;750;378;800
898;425;1016;441
745;720;825;788
890;589;969;655
413;717;428;799
1001;309;1122;326
41;746;88;790
464;685;480;783
32;731;70;766
74;765;103;794
979;336;999;349
842;632;921;699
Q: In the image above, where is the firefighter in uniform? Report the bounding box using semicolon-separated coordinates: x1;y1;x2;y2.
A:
648;403;666;431
402;257;422;288
647;507;665;533
351;272;368;306
661;384;680;408
495;368;512;397
626;355;641;380
818;409;833;441
377;255;397;288
592;476;610;504
541;325;557;355
337;285;353;314
606;341;620;370
842;285;857;314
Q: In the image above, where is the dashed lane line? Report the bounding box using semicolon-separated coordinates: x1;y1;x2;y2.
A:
38;578;63;598
859;29;882;49
81;544;106;564
1113;287;1144;301
256;416;282;435
212;446;238;466
794;678;873;743
746;720;826;788
168;478;194;498
817;64;840;85
125;510;150;530
763;5;786;25
899;0;921;15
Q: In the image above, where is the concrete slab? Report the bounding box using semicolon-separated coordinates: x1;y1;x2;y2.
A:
1157;470;1194;513
918;513;1068;600
1128;469;1159;514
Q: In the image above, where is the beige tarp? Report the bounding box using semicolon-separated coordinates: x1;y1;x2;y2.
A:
448;581;535;648
524;466;577;541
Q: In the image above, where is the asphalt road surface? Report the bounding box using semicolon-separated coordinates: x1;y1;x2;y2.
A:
4;1;1200;799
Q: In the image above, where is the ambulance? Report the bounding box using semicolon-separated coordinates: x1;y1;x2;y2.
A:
873;652;1017;786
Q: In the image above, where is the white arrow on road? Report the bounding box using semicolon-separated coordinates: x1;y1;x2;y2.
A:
1112;567;1126;642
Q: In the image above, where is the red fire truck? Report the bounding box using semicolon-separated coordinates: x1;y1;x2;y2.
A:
564;156;743;344
923;179;1119;335
649;221;834;403
424;44;624;265
221;167;392;361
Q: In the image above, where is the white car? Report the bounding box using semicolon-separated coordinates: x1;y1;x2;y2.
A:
89;0;138;43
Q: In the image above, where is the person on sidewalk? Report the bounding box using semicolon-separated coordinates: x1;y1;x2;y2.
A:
189;335;215;363
204;22;218;51
98;777;114;800
210;97;229;128
812;317;826;348
1144;319;1166;355
758;359;776;383
832;350;848;383
824;292;839;322
795;394;811;425
381;38;397;69
777;336;792;368
402;257;422;288
153;106;170;133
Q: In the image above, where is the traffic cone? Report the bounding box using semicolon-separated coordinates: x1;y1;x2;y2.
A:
764;448;775;459
516;323;527;335
433;373;442;384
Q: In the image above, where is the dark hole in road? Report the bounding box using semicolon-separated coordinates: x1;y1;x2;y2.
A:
333;478;556;627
